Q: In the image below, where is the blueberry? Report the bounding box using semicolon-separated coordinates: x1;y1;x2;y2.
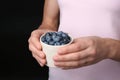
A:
41;31;71;46
63;38;67;41
52;32;57;40
41;36;46;42
49;41;55;45
44;41;49;44
45;35;52;42
54;42;61;45
59;40;64;45
48;32;53;36
53;36;61;42
61;43;65;45
57;31;63;36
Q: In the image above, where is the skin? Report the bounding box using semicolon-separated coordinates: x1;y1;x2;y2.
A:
28;0;59;67
28;0;120;69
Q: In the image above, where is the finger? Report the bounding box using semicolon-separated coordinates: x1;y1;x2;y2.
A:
32;54;43;67
32;54;46;67
28;37;42;50
54;48;90;62
57;39;88;55
54;61;80;68
54;57;92;69
28;30;43;50
31;29;44;38
61;57;98;69
29;43;46;59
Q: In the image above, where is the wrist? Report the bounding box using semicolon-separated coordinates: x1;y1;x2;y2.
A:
38;23;58;31
104;38;120;61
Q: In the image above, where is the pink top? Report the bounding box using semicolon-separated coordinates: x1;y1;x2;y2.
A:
49;0;120;80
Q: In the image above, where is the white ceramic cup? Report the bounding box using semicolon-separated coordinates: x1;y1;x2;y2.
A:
40;32;73;67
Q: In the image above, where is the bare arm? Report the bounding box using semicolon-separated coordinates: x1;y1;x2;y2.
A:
28;0;60;67
39;0;60;31
106;38;120;61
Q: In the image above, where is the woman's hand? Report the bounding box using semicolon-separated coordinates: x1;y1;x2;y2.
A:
53;36;110;69
28;29;54;67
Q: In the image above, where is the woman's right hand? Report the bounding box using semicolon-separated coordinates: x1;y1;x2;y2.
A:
28;29;53;67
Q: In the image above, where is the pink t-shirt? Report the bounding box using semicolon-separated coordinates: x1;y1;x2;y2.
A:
49;0;120;80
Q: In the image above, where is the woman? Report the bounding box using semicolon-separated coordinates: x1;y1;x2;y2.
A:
28;0;120;80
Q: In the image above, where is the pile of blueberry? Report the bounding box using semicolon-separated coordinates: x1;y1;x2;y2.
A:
41;31;71;46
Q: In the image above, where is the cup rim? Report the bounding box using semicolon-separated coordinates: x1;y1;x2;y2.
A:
40;31;73;47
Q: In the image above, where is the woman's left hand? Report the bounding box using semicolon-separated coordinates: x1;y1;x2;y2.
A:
53;36;110;69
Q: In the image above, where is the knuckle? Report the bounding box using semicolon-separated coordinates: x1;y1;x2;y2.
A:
62;62;68;67
74;54;80;60
40;59;46;64
28;37;33;45
28;32;36;43
29;45;38;54
89;39;95;46
31;30;36;36
62;49;68;53
61;56;66;60
75;62;80;67
74;44;80;50
32;53;36;58
28;44;32;51
28;37;32;43
90;48;96;56
88;57;95;62
28;38;30;43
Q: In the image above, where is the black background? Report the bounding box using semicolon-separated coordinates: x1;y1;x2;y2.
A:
0;0;48;80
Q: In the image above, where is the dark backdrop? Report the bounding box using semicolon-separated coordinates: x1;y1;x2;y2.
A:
0;0;48;80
